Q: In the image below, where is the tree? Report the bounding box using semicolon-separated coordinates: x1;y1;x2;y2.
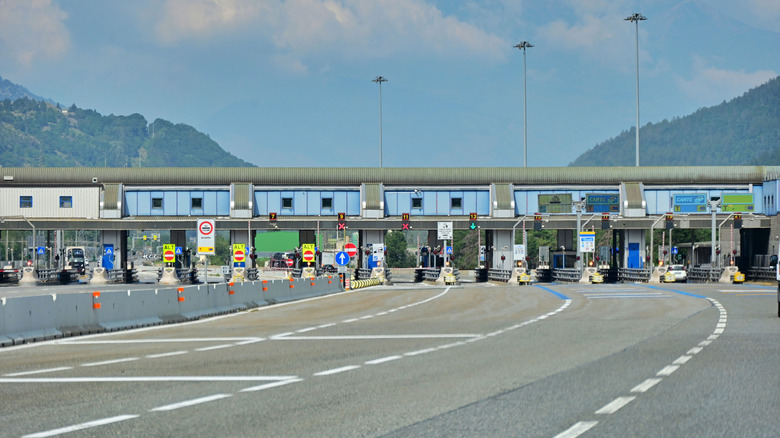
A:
385;231;415;268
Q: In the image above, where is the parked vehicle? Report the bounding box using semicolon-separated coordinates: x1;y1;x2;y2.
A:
668;264;687;282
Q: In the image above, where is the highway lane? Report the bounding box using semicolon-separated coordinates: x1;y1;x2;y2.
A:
0;281;776;437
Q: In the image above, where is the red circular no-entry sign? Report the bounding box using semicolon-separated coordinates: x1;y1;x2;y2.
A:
163;250;175;263
234;249;246;262
285;258;294;268
303;250;315;262
344;243;357;257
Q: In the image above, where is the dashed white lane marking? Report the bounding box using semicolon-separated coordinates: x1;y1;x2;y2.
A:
274;334;480;341
195;344;234;352
313;365;361;376
4;367;73;377
552;421;598;438
149;394;232;412
554;297;727;438
595;396;636;415
365;355;402;365
240;378;303;392
146;351;188;359
22;415;140;438
631;378;662;393
656;364;680;376
81;357;139;367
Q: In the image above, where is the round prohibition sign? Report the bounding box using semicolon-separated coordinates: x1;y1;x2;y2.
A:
199;221;214;235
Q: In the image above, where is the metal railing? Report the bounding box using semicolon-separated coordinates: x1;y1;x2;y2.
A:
616;268;651;283
488;269;512;282
552;268;581;282
687;266;724;283
747;266;775;281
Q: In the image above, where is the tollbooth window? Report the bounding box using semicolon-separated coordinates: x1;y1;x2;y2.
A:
20;196;32;208
60;196;73;208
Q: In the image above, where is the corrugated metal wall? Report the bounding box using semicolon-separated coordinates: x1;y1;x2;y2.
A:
0;187;100;218
3;166;780;186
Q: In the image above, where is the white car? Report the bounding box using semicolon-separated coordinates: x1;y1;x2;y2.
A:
668;265;687;282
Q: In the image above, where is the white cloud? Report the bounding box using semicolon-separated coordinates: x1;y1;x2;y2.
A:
0;0;70;66
152;0;505;64
675;56;777;105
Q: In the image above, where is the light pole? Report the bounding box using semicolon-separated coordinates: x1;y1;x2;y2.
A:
372;76;387;168
514;41;533;168
624;13;646;167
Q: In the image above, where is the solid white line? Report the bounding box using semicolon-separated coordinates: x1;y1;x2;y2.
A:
22;414;139;438
81;357;139;367
241;378;303;392
146;351;188;359
631;378;662;393
0;376;298;383
4;367;73;377
365;356;402;365
233;338;265;346
274;334;481;340
313;365;360;376
270;332;294;339
149;394;231;412
595;396;636;414
195;344;234;352
553;421;599;438
60;337;261;344
656;365;680;376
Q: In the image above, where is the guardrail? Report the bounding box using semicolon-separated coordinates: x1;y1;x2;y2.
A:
488;269;512;282
687;266;724;283
616;268;651;282
747;266;775;281
36;268;80;284
473;268;488;282
552;268;582;282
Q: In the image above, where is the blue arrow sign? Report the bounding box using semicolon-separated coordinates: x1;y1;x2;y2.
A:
335;251;350;266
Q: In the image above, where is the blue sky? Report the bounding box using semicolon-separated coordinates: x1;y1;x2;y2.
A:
1;0;778;167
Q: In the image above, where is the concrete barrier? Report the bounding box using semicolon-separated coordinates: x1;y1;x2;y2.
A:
19;267;38;285
158;267;179;285
0;276;344;347
580;267;598;284
649;266;668;284
89;267;109;285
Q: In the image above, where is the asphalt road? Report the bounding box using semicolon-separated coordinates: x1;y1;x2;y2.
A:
0;281;777;437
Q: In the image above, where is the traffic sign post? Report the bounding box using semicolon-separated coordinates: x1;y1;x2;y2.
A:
233;243;246;268
335;251;350;266
344;243;358;258
197;219;215;255
302;243;315;264
163;244;176;264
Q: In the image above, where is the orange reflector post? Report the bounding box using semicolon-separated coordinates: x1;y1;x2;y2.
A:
178;296;185;302
177;287;184;292
229;282;234;287
229;290;235;295
290;284;295;289
262;287;268;291
92;291;101;309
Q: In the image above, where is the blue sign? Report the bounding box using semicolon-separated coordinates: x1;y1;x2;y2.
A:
673;193;707;213
104;246;113;255
672;246;678;255
335;251;350;266
175;246;183;255
37;247;45;255
586;193;620;213
446;246;453;255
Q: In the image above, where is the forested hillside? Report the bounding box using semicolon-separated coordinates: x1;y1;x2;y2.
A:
0;98;253;167
570;76;780;166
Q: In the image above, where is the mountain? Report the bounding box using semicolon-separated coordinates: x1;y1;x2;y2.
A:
570;76;780;166
0;74;50;103
0;97;253;168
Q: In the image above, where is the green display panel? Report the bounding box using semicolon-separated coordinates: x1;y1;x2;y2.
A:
721;193;754;212
538;194;572;213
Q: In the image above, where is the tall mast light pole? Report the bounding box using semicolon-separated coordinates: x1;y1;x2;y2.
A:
513;41;533;168
625;13;646;167
372;76;387;168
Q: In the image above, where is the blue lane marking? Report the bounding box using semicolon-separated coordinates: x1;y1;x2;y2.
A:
533;285;570;301
646;285;706;299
